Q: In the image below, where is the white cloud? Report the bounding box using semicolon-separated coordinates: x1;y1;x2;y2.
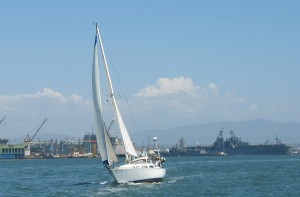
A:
0;88;92;138
0;88;88;105
0;82;267;138
69;94;81;102
135;77;199;97
208;83;219;95
37;88;66;101
0;88;65;103
132;77;267;127
250;103;258;110
233;97;247;103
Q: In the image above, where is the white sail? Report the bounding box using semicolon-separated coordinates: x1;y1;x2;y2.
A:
104;128;118;165
92;32;117;166
96;26;138;158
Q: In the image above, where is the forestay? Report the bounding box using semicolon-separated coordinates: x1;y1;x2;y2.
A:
96;25;138;158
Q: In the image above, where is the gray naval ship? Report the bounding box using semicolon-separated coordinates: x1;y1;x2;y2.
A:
165;129;290;156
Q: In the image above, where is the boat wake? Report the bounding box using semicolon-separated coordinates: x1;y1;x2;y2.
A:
73;180;98;186
167;176;185;184
167;179;177;183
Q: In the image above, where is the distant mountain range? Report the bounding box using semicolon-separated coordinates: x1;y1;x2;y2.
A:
8;119;300;147
133;119;300;147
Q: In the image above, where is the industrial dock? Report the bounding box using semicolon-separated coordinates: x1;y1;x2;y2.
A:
0;116;126;159
0;132;126;159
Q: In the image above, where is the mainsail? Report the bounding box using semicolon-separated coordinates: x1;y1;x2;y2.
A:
92;31;118;166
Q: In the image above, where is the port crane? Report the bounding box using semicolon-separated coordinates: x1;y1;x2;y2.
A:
0;116;9;144
24;118;48;143
0;115;6;125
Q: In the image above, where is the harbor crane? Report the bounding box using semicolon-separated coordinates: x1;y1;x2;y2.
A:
0;116;9;144
0;115;6;125
24;118;48;143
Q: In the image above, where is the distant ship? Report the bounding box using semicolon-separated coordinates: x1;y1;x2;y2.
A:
164;130;290;156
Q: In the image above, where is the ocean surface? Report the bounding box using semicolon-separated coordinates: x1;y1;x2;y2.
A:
1;155;299;197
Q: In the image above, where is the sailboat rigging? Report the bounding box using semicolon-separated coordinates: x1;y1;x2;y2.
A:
92;23;166;183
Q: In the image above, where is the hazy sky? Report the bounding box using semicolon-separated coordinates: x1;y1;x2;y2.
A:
0;1;299;139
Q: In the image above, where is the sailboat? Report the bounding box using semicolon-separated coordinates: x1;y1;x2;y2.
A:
92;23;166;183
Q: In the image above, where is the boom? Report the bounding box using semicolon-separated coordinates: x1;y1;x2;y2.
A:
24;118;48;143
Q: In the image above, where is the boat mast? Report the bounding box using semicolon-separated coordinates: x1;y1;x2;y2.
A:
96;24;114;98
95;24;138;161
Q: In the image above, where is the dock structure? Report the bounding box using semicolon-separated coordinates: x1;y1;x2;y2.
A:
0;144;25;159
0;132;126;159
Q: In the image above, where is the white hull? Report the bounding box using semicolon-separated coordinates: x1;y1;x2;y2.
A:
110;165;166;183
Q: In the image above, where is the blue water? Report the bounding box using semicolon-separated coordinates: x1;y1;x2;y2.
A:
1;155;299;196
